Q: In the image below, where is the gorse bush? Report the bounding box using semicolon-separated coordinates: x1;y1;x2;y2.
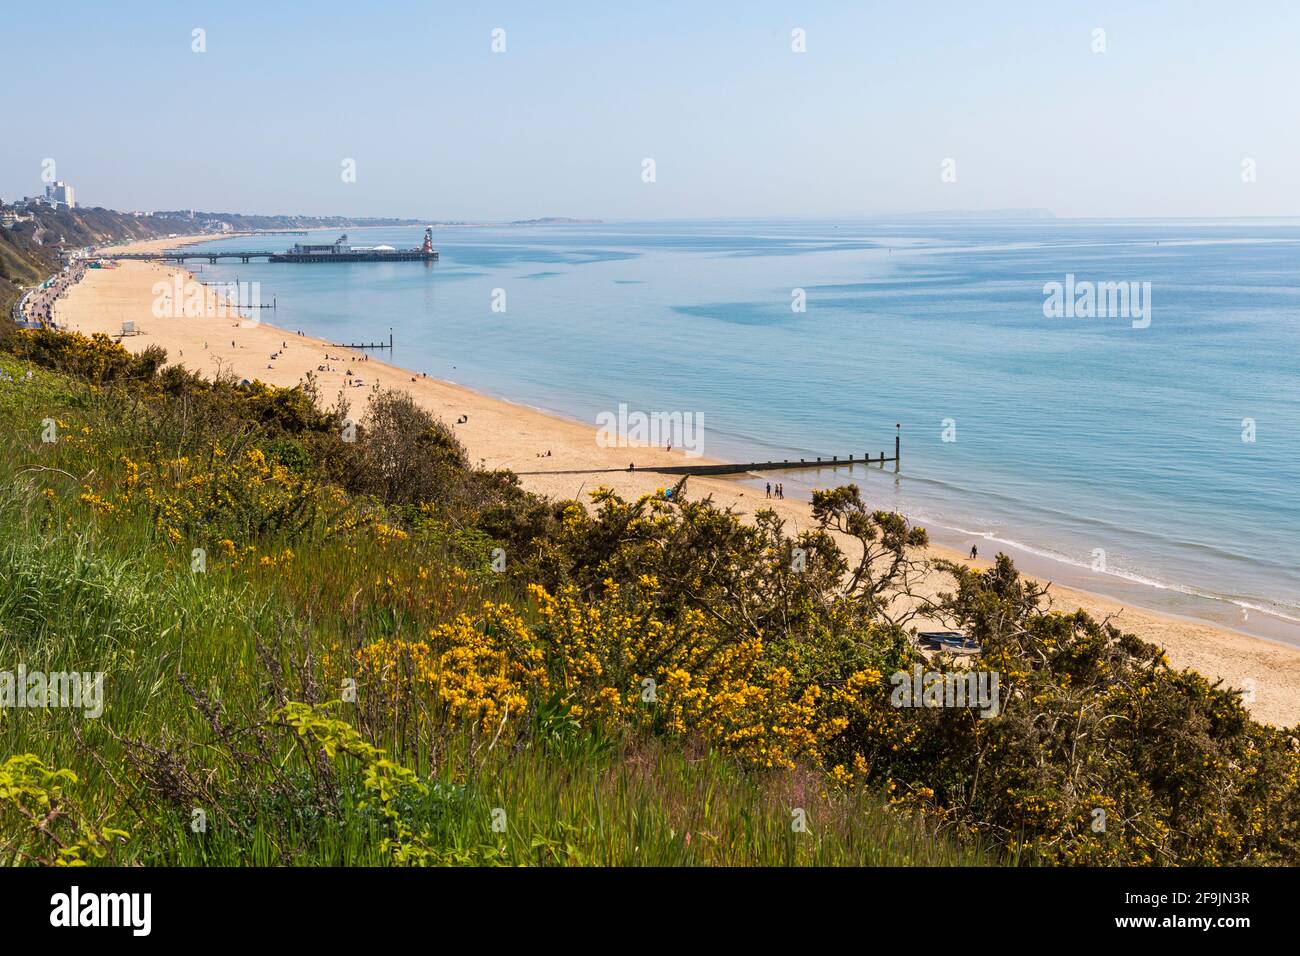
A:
340;389;469;505
1;327;167;386
0;331;1296;866
921;557;1300;864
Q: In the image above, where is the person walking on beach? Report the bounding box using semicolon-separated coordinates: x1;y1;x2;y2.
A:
969;544;979;560
766;482;771;498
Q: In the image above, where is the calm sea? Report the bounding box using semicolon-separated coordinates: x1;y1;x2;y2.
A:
194;219;1300;644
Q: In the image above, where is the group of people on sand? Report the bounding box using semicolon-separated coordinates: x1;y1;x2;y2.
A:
765;482;784;499
304;350;384;382
23;262;88;326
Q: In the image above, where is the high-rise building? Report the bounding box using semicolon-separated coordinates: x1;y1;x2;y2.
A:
44;181;76;208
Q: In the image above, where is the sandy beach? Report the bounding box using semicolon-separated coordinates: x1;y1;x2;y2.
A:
49;240;1300;728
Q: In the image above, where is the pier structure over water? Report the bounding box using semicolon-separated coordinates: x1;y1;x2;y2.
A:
97;228;438;264
100;249;282;263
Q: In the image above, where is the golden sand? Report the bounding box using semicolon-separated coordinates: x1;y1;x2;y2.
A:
50;241;1300;727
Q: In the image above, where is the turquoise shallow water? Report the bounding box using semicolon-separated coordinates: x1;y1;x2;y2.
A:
195;219;1300;642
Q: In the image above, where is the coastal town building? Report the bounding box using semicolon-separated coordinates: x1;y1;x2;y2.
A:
0;205;34;228
45;180;76;208
12;183;77;211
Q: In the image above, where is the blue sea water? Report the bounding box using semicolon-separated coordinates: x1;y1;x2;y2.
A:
194;219;1300;642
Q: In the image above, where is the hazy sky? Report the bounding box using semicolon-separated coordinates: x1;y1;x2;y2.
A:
4;1;1297;219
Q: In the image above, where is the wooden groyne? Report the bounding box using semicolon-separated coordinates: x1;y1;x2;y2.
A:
515;428;901;478
198;283;276;309
330;331;394;350
640;449;897;477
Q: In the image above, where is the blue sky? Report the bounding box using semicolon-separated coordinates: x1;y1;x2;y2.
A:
4;0;1297;219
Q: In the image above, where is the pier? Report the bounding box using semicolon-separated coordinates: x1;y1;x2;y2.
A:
98;248;438;264
100;250;281;263
97;229;439;264
97;251;441;265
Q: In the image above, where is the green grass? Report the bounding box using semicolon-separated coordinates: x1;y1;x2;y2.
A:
143;738;994;867
0;354;996;866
